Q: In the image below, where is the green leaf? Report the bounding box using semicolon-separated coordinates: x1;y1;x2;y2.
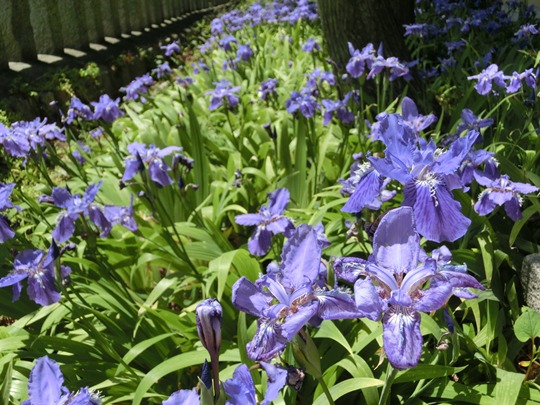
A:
514;310;540;342
494;368;524;404
314;321;352;354
312;378;384;405
395;364;467;384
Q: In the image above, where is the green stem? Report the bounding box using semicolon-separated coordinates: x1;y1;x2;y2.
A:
378;363;398;405
316;375;335;405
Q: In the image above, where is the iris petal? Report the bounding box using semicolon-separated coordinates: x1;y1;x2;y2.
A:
382;306;422;370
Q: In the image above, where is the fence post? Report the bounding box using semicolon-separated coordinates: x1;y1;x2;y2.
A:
57;0;90;50
1;0;37;62
29;0;64;55
100;0;123;38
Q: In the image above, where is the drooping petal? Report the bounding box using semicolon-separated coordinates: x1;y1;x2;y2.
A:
372;206;419;274
0;217;15;242
279;224;321;287
382;306;423;370
260;362;288;405
413;284;453;312
27;356;64;404
223;364;256;405
122;156;143;182
148;159;173;186
27;269;61;306
53;214;77;243
87;205;112;237
247;319;288;361
163;389;199;405
405;181;470;243
232;277;271;317
247;228;272;256
342;169;382;213
315;289;364;319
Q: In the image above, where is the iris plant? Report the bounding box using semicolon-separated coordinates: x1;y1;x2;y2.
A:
232;224;360;361
336;207;484;369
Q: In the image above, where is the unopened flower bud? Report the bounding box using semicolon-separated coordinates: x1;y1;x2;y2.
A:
196;299;222;359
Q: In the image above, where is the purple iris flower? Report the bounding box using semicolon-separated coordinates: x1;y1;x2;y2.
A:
504;69;536;93
152;62;172;79
39;121;66;142
65;97;93;124
514;24;538;40
346;42;375;78
91;94;123;123
368;114;478;242
341;207;483;369
259;78;278;101
455;108;494;135
233;225;361;361
403;23;430;38
467;64;506;95
22;356;100;404
401;97;437;135
235;188;294;256
0;245;71;306
122;142;181;187
322;97;354;126
285;89;321;118
474;164;539;221
206;80;241;111
0;123;30;158
160;40;180;57
50;181;110;243
210;18;224;35
302;38;320;53
236;43;253;62
0;183;18;242
104;196;138;232
367;56;410;81
220;35;237;51
120;73;154;102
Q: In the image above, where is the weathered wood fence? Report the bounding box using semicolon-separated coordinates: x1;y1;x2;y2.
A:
0;0;228;70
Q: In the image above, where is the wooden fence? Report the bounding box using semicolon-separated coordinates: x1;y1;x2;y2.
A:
0;0;229;70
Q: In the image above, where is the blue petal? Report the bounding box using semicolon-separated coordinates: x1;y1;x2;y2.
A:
342;169;381;213
279;225;321;288
163;389;199;405
53;214;76;243
260;362;288;405
232;277;271;317
382;306;423;370
0;217;15;243
223;364;256;405
354;278;385;320
27;268;61;306
248;228;272;256
372;207;419;275
315;289;363;319
405;181;470;243
247;319;288;361
268;188;290;216
235;213;265;226
27;356;64;404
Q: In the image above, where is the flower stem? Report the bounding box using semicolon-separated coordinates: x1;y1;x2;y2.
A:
378;363;398;405
316;375;335;405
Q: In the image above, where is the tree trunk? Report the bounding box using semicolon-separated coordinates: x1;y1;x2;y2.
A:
317;0;415;70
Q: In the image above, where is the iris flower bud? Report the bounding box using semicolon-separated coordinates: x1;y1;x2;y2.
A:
196;298;222;399
196;299;222;356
